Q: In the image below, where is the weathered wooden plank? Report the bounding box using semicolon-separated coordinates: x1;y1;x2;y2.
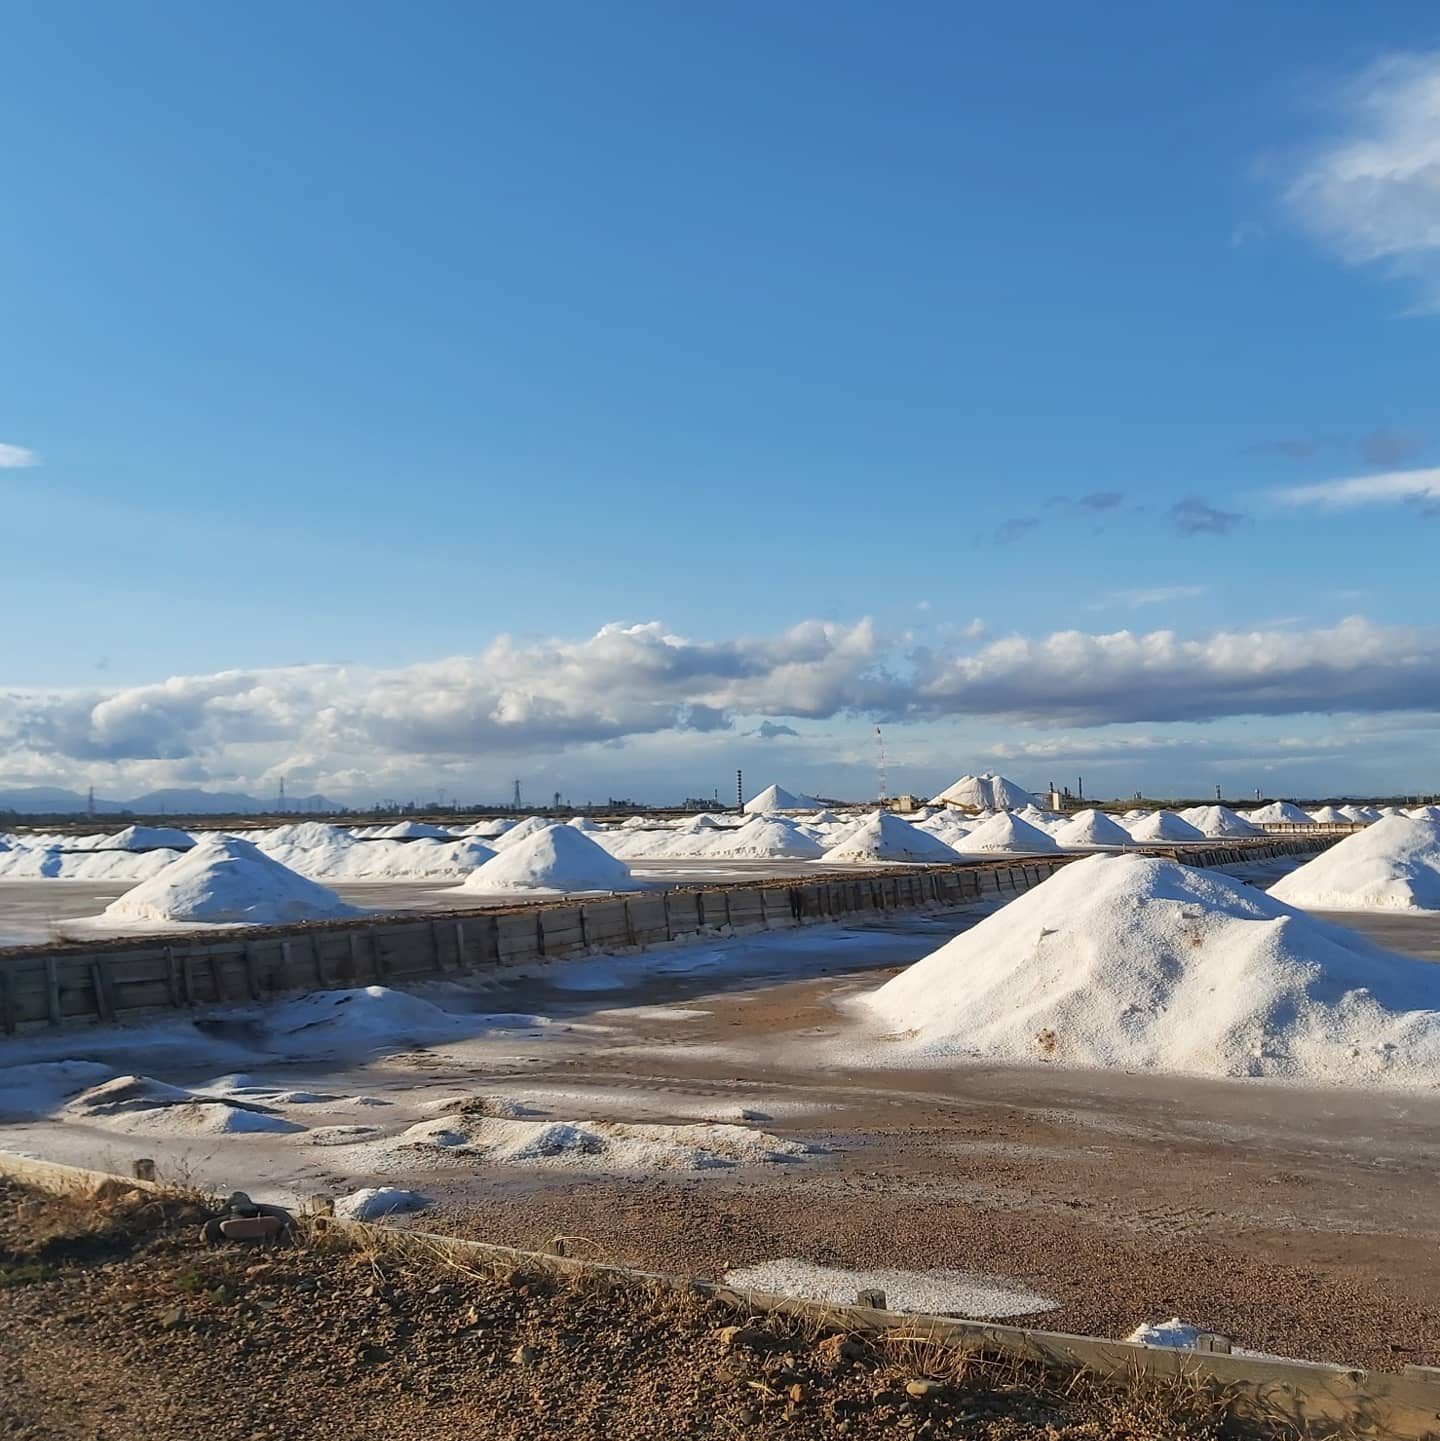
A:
44;956;61;1027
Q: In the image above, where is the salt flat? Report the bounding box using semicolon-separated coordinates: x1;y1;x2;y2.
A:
3;901;1440;1366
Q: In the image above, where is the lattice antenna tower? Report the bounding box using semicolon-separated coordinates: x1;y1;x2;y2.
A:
876;725;888;802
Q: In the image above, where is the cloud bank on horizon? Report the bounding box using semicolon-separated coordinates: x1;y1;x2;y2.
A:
3;615;1437;803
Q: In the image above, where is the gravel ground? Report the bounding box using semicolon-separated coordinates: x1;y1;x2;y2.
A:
0;1178;1256;1441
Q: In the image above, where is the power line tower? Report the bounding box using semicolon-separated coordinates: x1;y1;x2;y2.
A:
86;785;95;818
876;726;888;802
511;778;522;810
278;775;286;812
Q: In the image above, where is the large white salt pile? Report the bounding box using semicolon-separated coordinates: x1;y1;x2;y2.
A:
743;784;819;814
0;845;184;882
488;814;558;849
857;854;1440;1086
1270;816;1440;913
930;772;1035;811
1053;809;1133;849
1185;805;1262;839
703;817;826;860
461;824;637;893
822;811;961;864
457;818;514;839
105;824;197;852
336;837;497;881
102;836;362;926
1250;801;1314;825
366;820;456;841
1123;810;1206;844
955;812;1060;854
1308;805;1349;824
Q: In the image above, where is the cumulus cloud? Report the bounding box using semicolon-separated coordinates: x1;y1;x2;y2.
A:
1285;52;1440;306
1167;497;1243;536
0;442;38;469
1273;466;1440;511
9;616;1440;798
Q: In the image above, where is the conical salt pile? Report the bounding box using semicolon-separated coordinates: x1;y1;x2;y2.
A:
823;811;961;864
956;811;1060;854
461;824;637;893
1270;815;1440;913
103;836;361;926
856;854;1440;1087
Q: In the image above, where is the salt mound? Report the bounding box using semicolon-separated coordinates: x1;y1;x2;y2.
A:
823;812;960;864
331;837;496;881
1250;801;1314;824
1270;816;1440;913
956;812;1060;854
488;814;557;849
102;837;361;925
334;1187;430;1221
744;784;818;814
105;824;196;852
704;817;825;860
1054;809;1132;849
1123;810;1206;844
1186;805;1262;839
356;1114;814;1172
857;854;1440;1086
0;1060;117;1119
265;986;475;1051
930;772;1035;811
461;824;636;893
63;1074;304;1135
254;821;353;853
367;820;455;841
1308;805;1348;824
0;845;183;882
457;818;513;838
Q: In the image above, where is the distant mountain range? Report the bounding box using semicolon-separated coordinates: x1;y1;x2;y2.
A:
0;786;337;816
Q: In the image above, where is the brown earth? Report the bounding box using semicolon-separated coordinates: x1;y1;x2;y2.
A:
0;1177;1278;1441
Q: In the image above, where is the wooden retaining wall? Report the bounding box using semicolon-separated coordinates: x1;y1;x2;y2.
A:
0;839;1328;1036
4;1151;1439;1440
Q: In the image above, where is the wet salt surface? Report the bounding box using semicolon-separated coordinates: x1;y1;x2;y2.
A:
721;1259;1057;1318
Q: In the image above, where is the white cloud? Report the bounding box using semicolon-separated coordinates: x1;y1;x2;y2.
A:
7;615;1440;799
1273;466;1440;510
0;442;38;469
1286;52;1440;305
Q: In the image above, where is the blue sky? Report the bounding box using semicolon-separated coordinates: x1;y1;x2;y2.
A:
5;2;1440;806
